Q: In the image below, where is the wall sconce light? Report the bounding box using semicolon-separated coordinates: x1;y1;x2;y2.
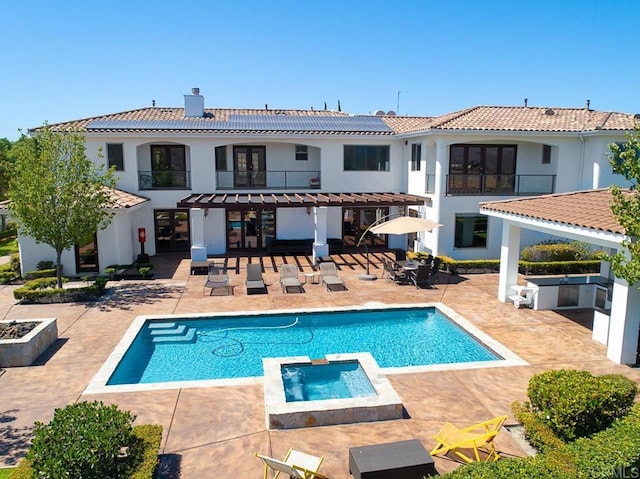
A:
306;206;312;216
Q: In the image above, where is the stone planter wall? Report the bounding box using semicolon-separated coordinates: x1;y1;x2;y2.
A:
0;318;58;367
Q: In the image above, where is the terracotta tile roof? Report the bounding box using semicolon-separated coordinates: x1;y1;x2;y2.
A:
38;104;639;136
108;188;150;209
480;189;625;235
0;188;149;211
380;115;436;134
428;106;639;132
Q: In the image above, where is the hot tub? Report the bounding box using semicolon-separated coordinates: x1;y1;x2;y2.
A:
263;353;404;429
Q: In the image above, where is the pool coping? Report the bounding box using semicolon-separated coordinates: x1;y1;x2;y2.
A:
83;302;528;395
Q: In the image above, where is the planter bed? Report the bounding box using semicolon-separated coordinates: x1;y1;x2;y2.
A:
0;318;57;367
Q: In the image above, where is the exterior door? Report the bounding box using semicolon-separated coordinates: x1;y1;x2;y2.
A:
75;233;99;274
233;146;266;187
154;210;190;253
227;209;275;250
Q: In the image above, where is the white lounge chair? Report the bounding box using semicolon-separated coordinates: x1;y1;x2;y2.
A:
255;448;326;479
319;262;346;291
280;264;303;293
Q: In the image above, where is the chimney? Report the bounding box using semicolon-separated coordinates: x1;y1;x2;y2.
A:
184;87;205;117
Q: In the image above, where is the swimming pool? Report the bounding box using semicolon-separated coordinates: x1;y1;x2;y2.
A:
85;303;526;393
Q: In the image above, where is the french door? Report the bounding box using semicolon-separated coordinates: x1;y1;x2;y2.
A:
233;146;266;187
154;210;190;253
227;209;275;250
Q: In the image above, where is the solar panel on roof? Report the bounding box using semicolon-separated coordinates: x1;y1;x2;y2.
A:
87;115;393;133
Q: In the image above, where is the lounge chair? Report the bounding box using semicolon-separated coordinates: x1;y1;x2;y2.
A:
204;265;234;295
246;263;267;294
319;262;346;291
255;448;326;479
280;264;303;293
430;415;508;463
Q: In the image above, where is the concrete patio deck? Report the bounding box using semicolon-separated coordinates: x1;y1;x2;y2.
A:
1;251;638;477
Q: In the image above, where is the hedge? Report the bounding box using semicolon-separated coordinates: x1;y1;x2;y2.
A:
23;269;57;280
13;276;108;303
442;455;577;479
8;424;163;479
520;242;595;262
438;257;601;275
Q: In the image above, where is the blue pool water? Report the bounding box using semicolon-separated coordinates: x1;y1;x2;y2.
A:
107;307;499;385
282;361;376;402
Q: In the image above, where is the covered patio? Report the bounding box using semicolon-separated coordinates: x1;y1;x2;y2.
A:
481;189;640;365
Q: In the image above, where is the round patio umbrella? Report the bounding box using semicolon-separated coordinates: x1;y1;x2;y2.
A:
369;216;441;235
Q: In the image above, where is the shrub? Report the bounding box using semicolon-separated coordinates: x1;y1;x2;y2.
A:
527;370;637;442
10;253;20;275
36;260;54;271
518;260;601;275
511;400;565;453
520;242;596;262
568;402;640;478
442;455;576;479
27;401;136;479
13;276;106;303
23;268;57;280
11;424;162;479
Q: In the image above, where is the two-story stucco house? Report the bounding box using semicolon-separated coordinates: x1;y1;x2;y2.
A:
6;89;638;276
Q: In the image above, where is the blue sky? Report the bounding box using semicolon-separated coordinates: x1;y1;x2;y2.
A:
1;0;638;140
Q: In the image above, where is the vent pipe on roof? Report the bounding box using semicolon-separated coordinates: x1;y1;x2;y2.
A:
524;98;528;107
184;88;205;117
586;99;591;111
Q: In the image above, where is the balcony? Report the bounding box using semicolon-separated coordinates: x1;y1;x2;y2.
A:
446;174;556;196
138;171;191;190
216;170;321;190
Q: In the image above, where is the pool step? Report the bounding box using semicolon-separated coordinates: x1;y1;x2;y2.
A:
151;327;197;344
148;322;177;330
150;325;186;336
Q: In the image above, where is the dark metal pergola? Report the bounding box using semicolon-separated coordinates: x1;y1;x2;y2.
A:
176;192;427;210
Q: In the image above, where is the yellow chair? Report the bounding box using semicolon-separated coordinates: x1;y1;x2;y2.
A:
255;448;327;479
430;415;508;463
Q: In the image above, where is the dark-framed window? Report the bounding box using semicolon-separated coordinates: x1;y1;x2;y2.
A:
542;145;552;164
454;214;488;248
106;143;124;171
151;144;186;171
295;145;308;161
411;143;422;171
449;144;517;175
344;145;390;171
215;146;227;171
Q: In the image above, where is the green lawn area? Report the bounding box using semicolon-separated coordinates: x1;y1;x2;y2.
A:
0;234;17;256
0;468;14;478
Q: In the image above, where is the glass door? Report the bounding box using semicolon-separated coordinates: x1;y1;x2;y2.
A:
233;146;266;187
227;208;274;250
154;210;190;253
75;233;99;273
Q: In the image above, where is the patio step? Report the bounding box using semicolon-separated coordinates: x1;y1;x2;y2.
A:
150;325;186;336
148;322;177;330
151;327;197;344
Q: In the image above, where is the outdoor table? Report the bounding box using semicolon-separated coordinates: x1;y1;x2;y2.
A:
349;439;436;479
394;260;418;272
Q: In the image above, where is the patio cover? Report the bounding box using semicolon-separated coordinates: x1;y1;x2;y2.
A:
176;192;426;209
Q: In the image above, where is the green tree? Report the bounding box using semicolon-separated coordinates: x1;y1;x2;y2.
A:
0;137;14;200
8;124;117;287
608;125;640;286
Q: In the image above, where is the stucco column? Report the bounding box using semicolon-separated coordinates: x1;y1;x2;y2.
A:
189;208;207;261
427;139;446;256
313;206;329;263
498;221;521;302
607;275;640;364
